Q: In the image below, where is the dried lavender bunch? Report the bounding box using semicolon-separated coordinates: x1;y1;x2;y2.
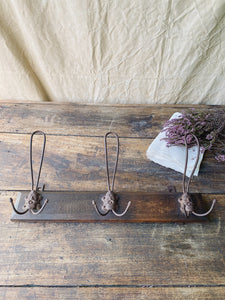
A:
162;108;225;162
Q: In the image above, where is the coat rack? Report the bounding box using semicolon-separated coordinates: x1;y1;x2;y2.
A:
11;189;213;222
10;131;216;223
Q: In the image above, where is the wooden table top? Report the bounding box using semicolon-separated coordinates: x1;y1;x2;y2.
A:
0;102;224;299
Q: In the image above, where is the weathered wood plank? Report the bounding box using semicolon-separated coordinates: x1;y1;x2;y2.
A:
1;287;225;300
0;103;225;295
10;191;208;223
1;192;225;286
0;102;221;137
0;134;224;193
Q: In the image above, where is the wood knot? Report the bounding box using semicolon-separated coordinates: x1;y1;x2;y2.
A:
178;192;193;217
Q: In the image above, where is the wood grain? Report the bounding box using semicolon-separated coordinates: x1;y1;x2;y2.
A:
10;191;209;223
1;287;225;300
0;102;220;137
1;192;225;286
0;103;224;298
0;134;224;193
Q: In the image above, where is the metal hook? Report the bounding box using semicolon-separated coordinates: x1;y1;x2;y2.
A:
10;131;48;215
178;133;216;217
92;132;131;217
92;190;131;217
30;130;46;191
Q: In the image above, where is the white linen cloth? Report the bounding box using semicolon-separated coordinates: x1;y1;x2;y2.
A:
0;0;224;104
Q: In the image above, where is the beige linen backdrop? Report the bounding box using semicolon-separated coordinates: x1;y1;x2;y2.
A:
0;0;224;104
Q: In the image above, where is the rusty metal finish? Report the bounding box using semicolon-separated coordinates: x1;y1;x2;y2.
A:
92;191;131;217
92;132;131;217
30;130;46;191
9;131;48;216
178;133;216;217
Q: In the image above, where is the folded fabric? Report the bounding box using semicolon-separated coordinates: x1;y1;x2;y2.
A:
146;112;204;177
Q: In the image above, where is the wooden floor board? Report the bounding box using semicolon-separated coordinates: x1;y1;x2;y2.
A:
0;103;217;137
0;134;224;193
1;287;225;300
0;103;224;298
1;192;225;286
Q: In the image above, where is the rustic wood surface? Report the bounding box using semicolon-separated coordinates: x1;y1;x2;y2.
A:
1;287;225;300
10;191;209;222
0;102;225;299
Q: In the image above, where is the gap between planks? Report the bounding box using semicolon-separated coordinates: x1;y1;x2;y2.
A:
1;284;225;288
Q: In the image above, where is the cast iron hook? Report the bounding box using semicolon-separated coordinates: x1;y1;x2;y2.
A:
10;131;48;215
92;132;131;217
178;133;216;217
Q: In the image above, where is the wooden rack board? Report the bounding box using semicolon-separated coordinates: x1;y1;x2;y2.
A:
11;191;209;222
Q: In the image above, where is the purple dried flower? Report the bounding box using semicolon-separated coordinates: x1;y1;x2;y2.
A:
215;155;225;162
162;108;225;162
206;134;213;140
